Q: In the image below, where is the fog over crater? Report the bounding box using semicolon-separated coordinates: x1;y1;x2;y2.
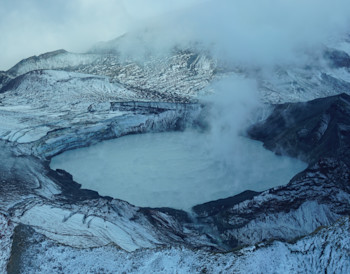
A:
50;76;307;210
50;131;307;210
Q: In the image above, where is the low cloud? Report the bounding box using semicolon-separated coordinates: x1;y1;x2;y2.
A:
2;0;350;70
118;0;350;67
0;0;201;70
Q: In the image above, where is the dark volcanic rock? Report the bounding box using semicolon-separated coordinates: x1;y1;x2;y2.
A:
324;48;350;68
0;71;12;90
193;190;261;217
0;72;28;93
47;168;103;202
7;224;35;274
248;93;350;165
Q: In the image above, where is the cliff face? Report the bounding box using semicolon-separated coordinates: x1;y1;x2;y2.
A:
248;93;350;165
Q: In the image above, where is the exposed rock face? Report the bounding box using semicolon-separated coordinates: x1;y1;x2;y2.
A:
0;71;12;90
248;93;350;164
32;101;203;159
324;48;350;68
0;214;13;274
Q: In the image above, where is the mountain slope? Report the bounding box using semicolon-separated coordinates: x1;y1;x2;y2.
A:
8;217;350;273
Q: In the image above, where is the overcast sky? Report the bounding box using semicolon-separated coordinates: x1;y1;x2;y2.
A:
1;0;350;70
0;0;202;70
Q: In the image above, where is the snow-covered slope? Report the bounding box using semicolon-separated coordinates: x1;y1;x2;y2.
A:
6;50;100;77
8;217;350;273
0;69;202;146
1;34;350;272
4;39;350;104
4;49;216;103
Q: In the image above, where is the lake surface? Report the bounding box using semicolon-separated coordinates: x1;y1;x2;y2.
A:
50;131;307;210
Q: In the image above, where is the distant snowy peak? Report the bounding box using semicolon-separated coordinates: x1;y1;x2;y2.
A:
1;70;137;107
3;48;216;103
6;50;100;78
4;34;350;105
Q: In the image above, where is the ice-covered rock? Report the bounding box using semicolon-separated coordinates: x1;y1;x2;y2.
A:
7;217;350;273
0;214;13;274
